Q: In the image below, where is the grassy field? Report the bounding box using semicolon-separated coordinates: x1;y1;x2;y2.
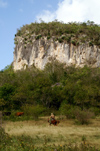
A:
2;116;100;150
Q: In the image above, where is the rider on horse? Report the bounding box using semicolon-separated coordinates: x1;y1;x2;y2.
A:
49;113;55;125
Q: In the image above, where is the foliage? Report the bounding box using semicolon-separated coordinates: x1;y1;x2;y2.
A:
0;83;16;110
89;107;100;116
1;62;100;119
74;108;94;125
35;34;42;40
21;104;46;120
59;103;75;119
0;127;11;147
15;20;100;47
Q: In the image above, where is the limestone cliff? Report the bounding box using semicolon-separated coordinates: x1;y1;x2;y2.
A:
13;36;100;71
13;22;100;70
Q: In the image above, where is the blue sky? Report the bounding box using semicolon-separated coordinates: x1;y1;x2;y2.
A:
0;0;100;70
0;0;59;70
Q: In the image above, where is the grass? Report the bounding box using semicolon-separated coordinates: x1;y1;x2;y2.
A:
2;116;100;149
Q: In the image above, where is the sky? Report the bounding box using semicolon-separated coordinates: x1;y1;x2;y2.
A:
0;0;100;70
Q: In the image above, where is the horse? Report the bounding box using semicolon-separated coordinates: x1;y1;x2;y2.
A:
48;118;60;126
15;112;24;116
2;111;11;116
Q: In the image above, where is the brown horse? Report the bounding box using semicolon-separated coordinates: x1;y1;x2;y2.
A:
15;112;24;116
48;118;60;126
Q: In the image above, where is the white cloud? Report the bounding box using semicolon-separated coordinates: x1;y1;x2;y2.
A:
0;0;7;8
36;10;56;23
36;0;100;24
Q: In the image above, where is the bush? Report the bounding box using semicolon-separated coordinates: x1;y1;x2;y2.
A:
71;40;77;46
35;34;42;40
59;103;75;119
22;104;46;120
47;36;51;40
66;36;71;43
58;38;63;43
89;107;100;116
74;109;94;125
89;41;93;47
0;127;11;145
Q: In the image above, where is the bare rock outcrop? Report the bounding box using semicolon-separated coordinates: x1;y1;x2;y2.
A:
13;36;100;70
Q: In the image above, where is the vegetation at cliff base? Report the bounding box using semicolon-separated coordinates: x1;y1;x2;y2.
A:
0;61;100;121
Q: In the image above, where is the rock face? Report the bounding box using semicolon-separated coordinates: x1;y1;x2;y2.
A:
13;36;100;70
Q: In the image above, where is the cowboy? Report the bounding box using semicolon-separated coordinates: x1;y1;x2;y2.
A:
49;113;55;125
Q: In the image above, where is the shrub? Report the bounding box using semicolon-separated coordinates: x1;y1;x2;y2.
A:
89;107;100;116
59;103;75;119
74;109;94;125
17;29;22;36
76;41;79;46
58;38;63;43
24;37;27;41
47;36;51;40
66;36;71;43
89;41;93;47
24;45;26;49
14;41;18;45
22;104;46;120
71;40;77;46
0;127;11;145
61;36;66;40
35;34;42;40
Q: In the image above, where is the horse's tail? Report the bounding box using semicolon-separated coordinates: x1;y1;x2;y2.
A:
48;118;49;122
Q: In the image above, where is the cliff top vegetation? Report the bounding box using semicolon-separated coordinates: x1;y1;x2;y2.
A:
15;20;100;47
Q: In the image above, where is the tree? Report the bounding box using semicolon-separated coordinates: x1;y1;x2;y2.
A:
0;83;15;110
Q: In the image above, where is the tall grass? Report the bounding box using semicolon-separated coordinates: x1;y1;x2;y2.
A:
2;117;100;150
0;125;100;151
